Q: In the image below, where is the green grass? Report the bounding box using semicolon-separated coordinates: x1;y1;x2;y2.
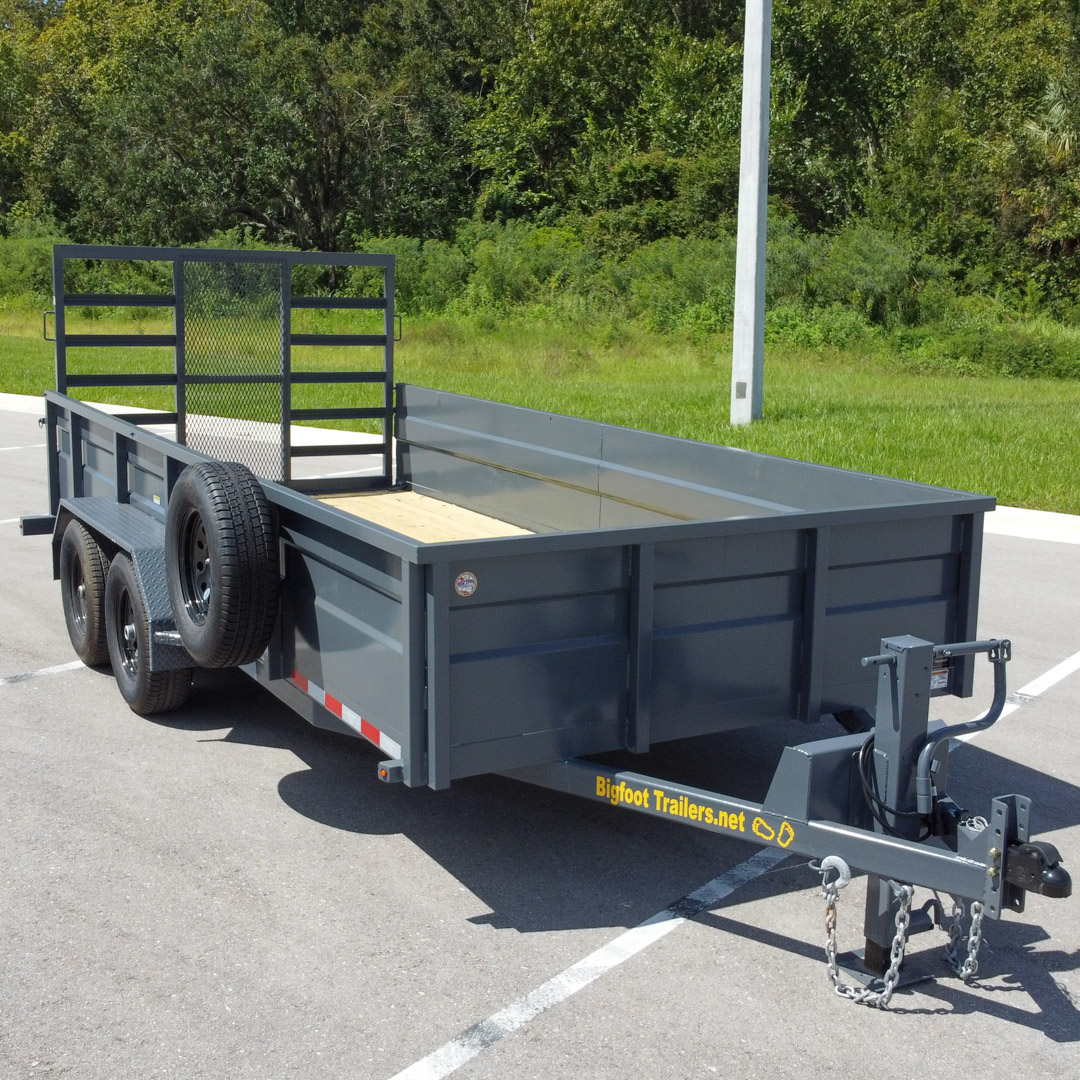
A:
397;319;1080;513
2;301;1079;513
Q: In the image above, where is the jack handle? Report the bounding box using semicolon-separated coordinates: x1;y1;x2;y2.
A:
915;639;1011;814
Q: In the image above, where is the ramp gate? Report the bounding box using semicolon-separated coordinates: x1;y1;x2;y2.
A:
48;244;395;493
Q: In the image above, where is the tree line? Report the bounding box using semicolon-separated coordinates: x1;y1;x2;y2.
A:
2;0;1079;320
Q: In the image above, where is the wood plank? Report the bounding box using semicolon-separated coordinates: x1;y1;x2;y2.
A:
319;489;533;543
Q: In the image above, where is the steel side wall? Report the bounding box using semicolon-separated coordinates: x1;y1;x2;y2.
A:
430;513;975;782
45;391;989;791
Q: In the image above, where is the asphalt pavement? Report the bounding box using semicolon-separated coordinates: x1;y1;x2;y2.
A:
2;395;1078;1080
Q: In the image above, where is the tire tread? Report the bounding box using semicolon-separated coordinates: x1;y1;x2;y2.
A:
165;462;279;668
60;519;111;666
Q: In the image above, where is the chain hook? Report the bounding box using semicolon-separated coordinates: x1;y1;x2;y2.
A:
811;855;852;892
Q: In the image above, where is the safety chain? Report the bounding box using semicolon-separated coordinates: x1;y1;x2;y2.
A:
944;897;984;980
815;856;914;1008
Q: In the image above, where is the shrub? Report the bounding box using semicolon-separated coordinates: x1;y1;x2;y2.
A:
811;222;917;327
765;303;877;349
453;221;594;312
902;323;1080;378
613;235;737;331
0;214;66;299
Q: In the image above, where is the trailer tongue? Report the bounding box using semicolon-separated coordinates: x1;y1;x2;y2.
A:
23;244;1070;1007
507;634;1069;1003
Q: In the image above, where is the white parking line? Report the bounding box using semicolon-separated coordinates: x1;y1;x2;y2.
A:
1011;649;1080;699
389;847;789;1080
0;660;85;686
303;468;382;479
984;506;1080;545
956;646;1080;740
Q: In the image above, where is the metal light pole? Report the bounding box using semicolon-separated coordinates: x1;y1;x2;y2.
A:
730;0;772;426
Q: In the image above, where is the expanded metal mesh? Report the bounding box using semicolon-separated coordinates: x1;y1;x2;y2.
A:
183;259;285;480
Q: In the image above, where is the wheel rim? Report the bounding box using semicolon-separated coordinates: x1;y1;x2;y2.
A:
115;586;139;680
178;508;211;625
67;556;88;636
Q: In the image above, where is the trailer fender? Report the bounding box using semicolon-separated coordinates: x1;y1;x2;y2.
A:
165;462;279;668
105;553;192;714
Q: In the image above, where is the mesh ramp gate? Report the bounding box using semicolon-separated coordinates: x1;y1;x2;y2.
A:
182;258;284;479
49;244;395;491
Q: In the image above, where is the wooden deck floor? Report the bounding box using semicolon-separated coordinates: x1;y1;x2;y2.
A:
319;489;533;543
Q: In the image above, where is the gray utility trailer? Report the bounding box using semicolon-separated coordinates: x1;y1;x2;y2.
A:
23;245;1069;1003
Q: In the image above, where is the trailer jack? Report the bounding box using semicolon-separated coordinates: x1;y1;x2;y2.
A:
501;635;1070;1008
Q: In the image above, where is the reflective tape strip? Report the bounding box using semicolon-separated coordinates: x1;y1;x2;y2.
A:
290;670;402;759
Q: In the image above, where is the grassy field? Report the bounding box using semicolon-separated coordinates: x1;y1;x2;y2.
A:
2;300;1078;514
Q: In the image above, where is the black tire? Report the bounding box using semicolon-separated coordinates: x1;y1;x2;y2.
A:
105;554;192;714
59;519;111;666
165;461;279;668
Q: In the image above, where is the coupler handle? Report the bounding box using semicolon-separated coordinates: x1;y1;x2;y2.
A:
915;639;1011;814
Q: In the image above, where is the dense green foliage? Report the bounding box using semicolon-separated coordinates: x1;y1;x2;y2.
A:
4;212;1080;381
3;0;1080;303
3;0;1080;411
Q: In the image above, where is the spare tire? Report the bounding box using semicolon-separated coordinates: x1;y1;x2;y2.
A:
165;461;279;668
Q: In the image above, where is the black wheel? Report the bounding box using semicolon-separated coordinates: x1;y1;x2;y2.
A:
59;519;111;666
105;554;192;714
165;461;279;668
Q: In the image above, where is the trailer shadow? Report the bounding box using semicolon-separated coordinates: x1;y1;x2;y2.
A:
152;669;1080;949
697;910;1080;1041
